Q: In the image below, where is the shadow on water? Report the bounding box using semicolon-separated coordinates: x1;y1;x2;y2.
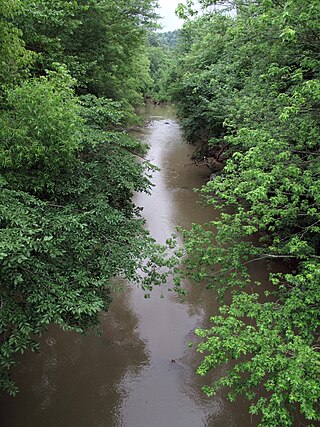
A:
0;287;149;427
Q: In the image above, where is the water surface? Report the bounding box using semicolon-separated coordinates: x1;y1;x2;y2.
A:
0;105;259;427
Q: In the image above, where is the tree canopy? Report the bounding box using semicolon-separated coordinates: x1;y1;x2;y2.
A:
146;30;181;102
171;0;320;425
1;0;319;424
0;0;161;395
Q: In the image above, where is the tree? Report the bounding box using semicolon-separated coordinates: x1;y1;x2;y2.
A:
0;0;162;395
172;1;320;424
0;0;33;88
147;31;180;102
15;0;158;104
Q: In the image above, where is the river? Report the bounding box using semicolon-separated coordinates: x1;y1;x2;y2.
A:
0;105;261;427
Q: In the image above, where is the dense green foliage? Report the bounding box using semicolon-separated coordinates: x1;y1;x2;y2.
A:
2;1;319;423
0;0;161;395
16;0;158;104
147;30;180;102
155;30;181;49
173;0;320;425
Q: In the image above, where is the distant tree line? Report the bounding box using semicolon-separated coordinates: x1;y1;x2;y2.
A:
147;30;181;102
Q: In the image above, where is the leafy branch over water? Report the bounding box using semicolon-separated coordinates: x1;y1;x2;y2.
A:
169;0;320;425
0;0;160;395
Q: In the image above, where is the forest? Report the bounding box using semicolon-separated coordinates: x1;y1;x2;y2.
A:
0;0;161;395
0;1;319;426
170;1;320;425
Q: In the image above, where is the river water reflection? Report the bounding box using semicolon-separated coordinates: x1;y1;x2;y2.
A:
0;105;257;427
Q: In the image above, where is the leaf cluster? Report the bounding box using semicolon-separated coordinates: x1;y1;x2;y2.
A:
172;0;320;424
0;0;162;395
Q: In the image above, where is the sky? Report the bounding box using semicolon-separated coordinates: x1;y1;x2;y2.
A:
157;0;184;32
156;1;234;32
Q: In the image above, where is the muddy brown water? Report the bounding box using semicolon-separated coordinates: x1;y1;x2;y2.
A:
0;105;263;427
